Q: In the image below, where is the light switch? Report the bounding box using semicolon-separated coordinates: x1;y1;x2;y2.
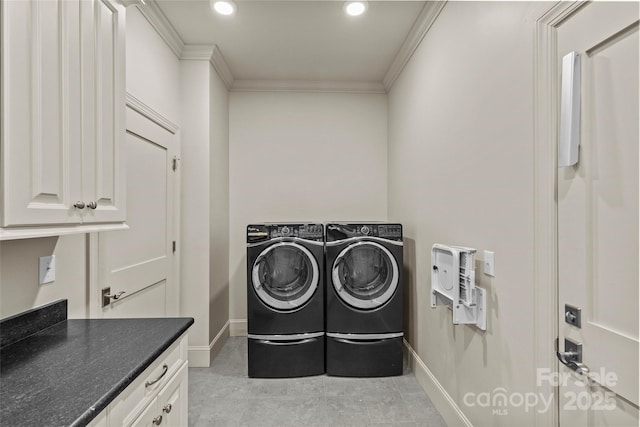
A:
483;250;495;277
39;255;55;285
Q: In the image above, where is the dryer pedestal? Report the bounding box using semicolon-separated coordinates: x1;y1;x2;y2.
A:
248;335;325;378
326;335;403;377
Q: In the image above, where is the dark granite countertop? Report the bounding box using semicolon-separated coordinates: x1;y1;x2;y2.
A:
0;306;194;427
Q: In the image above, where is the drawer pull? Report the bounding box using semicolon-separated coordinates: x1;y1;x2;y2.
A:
153;415;162;425
145;364;168;387
163;403;172;414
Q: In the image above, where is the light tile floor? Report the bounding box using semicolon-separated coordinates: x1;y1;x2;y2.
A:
188;337;447;426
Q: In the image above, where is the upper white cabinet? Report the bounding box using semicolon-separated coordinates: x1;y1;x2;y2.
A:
1;0;126;238
80;0;127;224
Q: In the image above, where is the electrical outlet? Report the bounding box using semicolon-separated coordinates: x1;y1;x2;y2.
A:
39;255;56;285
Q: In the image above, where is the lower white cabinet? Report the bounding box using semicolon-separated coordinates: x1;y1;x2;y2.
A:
93;333;189;427
130;364;188;427
155;364;188;427
87;411;108;427
128;397;159;427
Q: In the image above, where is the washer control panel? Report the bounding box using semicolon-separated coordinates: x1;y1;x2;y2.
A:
377;224;403;239
247;224;324;243
325;223;403;242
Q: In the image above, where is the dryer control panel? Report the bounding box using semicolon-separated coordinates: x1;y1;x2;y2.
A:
247;224;324;243
325;223;403;242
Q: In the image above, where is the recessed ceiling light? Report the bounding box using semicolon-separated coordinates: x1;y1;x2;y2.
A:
344;1;368;17
211;0;237;16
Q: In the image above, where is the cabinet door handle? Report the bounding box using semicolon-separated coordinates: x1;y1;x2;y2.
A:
87;201;97;209
163;403;172;414
73;201;85;209
152;415;162;425
145;364;168;387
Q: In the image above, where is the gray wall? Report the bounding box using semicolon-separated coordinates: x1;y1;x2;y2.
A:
0;236;87;318
209;64;230;350
387;2;551;425
228;91;388;323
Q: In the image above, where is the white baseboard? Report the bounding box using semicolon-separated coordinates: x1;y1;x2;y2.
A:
188;321;230;367
229;318;247;336
403;339;473;427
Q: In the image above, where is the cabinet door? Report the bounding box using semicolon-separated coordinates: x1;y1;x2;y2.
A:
129;396;159;427
86;409;108;427
157;363;188;427
1;0;82;227
79;0;126;223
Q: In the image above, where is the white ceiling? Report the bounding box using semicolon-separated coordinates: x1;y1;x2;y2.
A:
154;0;426;85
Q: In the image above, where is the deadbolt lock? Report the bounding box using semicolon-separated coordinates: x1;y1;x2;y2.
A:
564;304;582;328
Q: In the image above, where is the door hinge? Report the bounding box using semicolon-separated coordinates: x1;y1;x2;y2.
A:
172;241;176;253
172;156;180;171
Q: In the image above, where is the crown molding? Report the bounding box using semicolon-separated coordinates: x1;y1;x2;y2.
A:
231;79;386;94
181;45;235;90
180;44;215;60
134;0;236;89
126;92;179;134
382;1;447;92
210;46;235;90
134;0;446;94
136;0;185;58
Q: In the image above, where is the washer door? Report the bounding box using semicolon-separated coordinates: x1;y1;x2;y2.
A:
332;241;399;310
252;242;319;311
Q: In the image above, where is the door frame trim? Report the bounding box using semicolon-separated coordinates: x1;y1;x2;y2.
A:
534;3;586;426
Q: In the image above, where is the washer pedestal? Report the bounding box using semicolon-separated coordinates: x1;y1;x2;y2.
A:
248;335;325;378
326;335;403;377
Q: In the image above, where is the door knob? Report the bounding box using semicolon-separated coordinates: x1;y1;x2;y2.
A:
87;201;97;209
74;201;85;209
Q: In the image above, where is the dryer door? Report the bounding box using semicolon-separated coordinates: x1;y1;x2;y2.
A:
252;242;319;311
332;241;399;310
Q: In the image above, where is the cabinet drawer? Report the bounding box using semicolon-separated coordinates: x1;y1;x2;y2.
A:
143;339;183;394
157;363;188;427
109;333;187;426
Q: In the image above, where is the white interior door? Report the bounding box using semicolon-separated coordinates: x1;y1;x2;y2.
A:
557;3;639;426
97;106;179;318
